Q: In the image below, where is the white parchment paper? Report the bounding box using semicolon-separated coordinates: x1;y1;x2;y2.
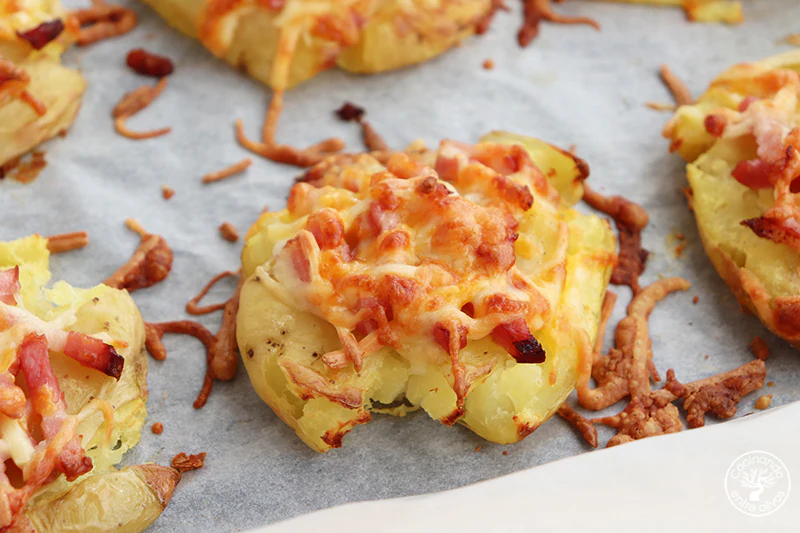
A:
2;1;799;531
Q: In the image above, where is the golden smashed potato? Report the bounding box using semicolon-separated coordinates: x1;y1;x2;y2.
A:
237;133;616;452
664;50;800;344
590;0;742;24
0;236;179;532
140;0;491;90
0;0;86;166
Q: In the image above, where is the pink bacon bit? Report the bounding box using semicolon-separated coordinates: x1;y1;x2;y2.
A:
731;159;776;190
703;114;727;138
739;96;759;112
63;331;124;380
17;334;92;482
491;318;546;364
0;267;20;305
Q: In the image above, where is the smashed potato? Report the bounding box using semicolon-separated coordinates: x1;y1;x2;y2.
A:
0;236;179;531
139;0;492;90
0;0;86;166
664;51;800;345
237;133;616;451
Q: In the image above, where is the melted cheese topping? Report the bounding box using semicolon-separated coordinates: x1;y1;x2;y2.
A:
257;147;553;371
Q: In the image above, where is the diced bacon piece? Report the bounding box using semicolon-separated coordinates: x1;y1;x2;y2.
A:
307;210;345;249
731;159;775;189
18;333;66;438
284;236;311;283
491;318;546;364
57;437;93;481
433;323;468;354
703;114;727;137
0;267;19;305
63;331;124;380
739;96;759;112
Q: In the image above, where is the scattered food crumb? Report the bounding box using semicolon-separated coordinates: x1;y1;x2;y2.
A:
704;354;709;360
161;185;174;200
172;452;206;472
152;422;164;434
676;232;685;240
783;33;800;46
502;450;509;456
675;243;685;258
203;158;252;184
474;446;482;452
768;381;775;387
218;221;239;242
46;231;88;254
113;78;172;140
1;151;47;183
754;394;772;410
659;64;693;105
692;296;699;304
482;59;495;70
749;336;770;361
645;101;676;112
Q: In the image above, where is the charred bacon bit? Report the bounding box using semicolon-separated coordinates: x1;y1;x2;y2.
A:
557;403;598;448
73;4;137;46
659;65;693;106
583;184;649;293
202;158;252;184
518;0;601;48
126;48;174;78
186;271;238;315
46;231;88;254
63;331;125;380
749;336;770;361
0;267;20;305
171;452;205;473
113;78;171;140
476;0;510;34
104;220;173;292
664;360;766;428
16;19;65;50
490;318;546;364
334;102;389;152
703;114;727;137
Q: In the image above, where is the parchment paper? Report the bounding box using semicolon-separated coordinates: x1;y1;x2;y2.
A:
2;1;799;532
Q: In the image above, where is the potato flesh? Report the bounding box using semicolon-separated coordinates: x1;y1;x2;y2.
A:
238;138;616;451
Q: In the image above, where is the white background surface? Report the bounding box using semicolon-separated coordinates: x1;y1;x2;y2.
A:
1;1;799;531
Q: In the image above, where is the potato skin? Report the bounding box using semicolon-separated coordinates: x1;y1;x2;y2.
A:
237;136;616;451
664;51;800;345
